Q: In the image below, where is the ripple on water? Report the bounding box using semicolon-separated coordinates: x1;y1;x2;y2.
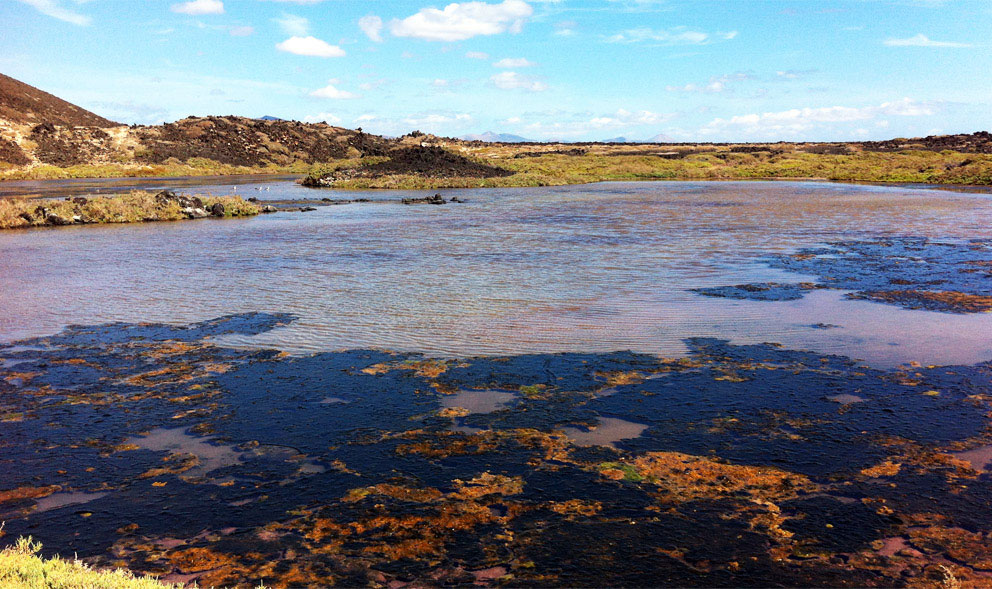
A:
2;180;992;368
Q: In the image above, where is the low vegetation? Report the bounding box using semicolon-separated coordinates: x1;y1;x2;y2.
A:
0;536;181;589
0;160;312;181
0;191;260;229
300;145;992;190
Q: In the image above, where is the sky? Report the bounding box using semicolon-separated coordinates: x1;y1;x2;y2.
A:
2;0;991;142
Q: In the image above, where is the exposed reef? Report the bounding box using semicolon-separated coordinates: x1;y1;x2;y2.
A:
694;237;992;313
2;313;992;586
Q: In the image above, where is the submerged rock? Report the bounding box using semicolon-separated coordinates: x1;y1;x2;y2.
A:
402;193;446;205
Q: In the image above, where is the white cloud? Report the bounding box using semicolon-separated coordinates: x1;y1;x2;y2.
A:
390;0;533;42
667;73;751;94
356;114;377;122
522;109;675;138
171;0;224;16
490;71;547;91
587;109;673;128
15;0;91;25
275;13;309;36
700;98;939;137
276;36;345;57
358;78;387;91
607;27;727;45
358;15;384;42
465;51;490;59
553;20;576;36
229;25;254;36
310;81;360;99
493;57;535;68
432;79;449;87
884;33;971;48
263;0;326;3
403;113;472;126
304;112;342;124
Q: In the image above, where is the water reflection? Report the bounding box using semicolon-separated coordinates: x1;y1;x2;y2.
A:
1;180;991;368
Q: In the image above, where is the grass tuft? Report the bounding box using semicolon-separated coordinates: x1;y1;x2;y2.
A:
0;191;260;230
0;536;183;588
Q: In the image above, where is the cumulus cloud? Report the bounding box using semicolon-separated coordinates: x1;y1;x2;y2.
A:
275;13;309;36
490;71;547;91
607;27;734;45
14;0;91;25
171;0;224;15
884;33;971;47
390;0;533;42
304;112;342;124
493;57;535;68
700;98;939;137
309;81;360;99
276;36;345;57
465;51;490;59
359;15;383;42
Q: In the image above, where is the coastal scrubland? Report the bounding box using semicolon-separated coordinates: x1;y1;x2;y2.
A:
303;143;992;189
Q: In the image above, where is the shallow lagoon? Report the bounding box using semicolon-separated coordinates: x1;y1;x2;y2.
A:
1;179;992;586
2;180;992;367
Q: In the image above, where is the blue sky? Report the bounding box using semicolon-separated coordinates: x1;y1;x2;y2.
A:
3;0;990;141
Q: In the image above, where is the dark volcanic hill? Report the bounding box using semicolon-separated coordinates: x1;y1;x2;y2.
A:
0;73;117;128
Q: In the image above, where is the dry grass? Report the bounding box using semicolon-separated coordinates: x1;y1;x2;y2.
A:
304;146;992;189
0;191;260;229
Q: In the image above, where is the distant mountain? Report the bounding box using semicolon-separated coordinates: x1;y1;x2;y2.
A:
0;72;117;128
258;115;283;121
647;133;674;143
461;131;529;142
601;136;632;143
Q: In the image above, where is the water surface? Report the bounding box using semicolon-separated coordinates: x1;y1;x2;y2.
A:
1;179;991;367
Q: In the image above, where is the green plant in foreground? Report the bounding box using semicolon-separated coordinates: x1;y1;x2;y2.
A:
0;536;182;589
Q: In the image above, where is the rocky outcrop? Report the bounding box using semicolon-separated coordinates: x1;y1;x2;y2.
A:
402;194;446;205
303;146;514;187
154;190;208;218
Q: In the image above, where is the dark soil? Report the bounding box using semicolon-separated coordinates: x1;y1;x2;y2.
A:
861;131;992;154
0;136;30;165
29;123;112;166
364;146;514;178
0;73;117;127
304;146;514;186
133;116;362;167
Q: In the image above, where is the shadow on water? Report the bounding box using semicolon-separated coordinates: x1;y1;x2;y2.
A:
2;312;992;586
